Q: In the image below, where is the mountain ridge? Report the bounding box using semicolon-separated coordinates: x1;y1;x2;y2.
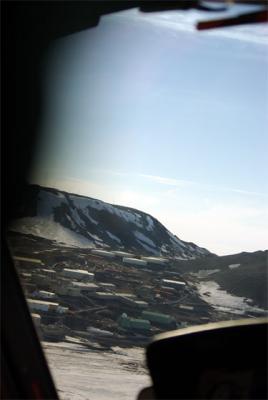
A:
10;184;210;259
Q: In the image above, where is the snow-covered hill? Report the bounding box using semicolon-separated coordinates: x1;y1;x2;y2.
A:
10;185;210;259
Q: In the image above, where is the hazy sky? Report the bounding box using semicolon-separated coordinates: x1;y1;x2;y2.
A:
31;4;268;255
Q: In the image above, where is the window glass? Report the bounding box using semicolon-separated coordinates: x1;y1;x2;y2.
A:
8;5;268;400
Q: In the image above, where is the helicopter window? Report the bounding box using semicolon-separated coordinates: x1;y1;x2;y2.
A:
8;4;268;400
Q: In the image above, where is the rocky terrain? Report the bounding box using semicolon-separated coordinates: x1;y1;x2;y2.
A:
9;184;210;259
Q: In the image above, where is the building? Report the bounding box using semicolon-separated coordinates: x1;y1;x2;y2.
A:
13;256;44;268
93;292;118;300
134;300;148;309
141;311;176;327
141;257;168;266
61;268;94;281
98;282;116;290
72;282;98;291
112;251;133;259
123;257;147;267
91;249;115;258
33;290;57;300
118;313;151;332
161;279;186;289
179;305;194;311
41;269;57;278
27;299;68;314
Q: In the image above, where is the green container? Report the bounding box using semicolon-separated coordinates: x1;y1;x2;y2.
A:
141;311;176;325
118;314;151;331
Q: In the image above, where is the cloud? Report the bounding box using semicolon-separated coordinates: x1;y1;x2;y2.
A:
138;173;195;187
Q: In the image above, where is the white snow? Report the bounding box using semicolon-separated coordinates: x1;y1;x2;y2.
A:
196;281;268;316
229;263;241;270
43;342;151;400
134;231;156;248
9;217;93;248
137;240;159;255
87;215;99;225
66;215;76;230
70;208;86;228
146;216;154;231
106;231;122;244
192;269;220;279
88;233;103;243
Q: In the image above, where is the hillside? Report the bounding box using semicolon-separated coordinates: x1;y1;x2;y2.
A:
9;184;210;259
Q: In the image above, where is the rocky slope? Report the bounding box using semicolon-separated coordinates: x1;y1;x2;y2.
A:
9;184;210;259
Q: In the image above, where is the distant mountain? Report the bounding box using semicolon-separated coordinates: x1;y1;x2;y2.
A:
176;250;268;309
9;184;210;259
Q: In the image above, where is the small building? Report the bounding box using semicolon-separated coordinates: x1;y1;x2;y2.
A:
123;257;147;267
118;313;151;332
179;305;194;311
117;293;138;306
112;251;133;258
61;268;94;281
99;282;116;290
27;299;68;314
141;311;176;327
161;279;186;289
91;249;115;258
72;282;98;291
94;292;118;300
160;286;177;294
56;286;81;297
13;256;44;268
33;290;57;300
141;257;168;266
27;299;59;313
42;269;57;277
134;300;148;309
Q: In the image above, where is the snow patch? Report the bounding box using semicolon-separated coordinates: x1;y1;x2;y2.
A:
106;231;122;244
196;281;268;316
137;240;159;255
134;231;156;247
229;263;241;270
146;216;154;231
9;217;93;248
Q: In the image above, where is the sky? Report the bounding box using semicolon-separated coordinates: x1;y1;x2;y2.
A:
30;4;268;256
